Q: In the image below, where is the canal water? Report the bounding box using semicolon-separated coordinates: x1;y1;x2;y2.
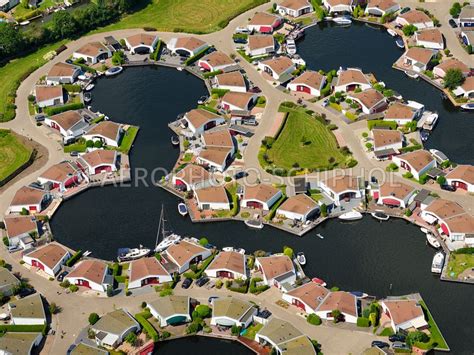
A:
51;59;473;352
154;336;252;354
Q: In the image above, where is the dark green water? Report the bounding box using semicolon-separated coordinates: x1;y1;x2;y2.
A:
154;337;252;354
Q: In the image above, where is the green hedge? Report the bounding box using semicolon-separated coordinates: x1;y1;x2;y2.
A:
135;312;159;342
44;102;84;116
454;247;474;255
367;120;397;130
65;250;83;267
249;277;269;294
0;324;47;334
203;70;223;79
63;84;82;93
184;46;211;66
307;313;322;326
150;40;162;61
357;317;371;327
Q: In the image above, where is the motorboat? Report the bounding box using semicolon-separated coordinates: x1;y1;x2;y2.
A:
371;211;389;221
431;252;445;274
426;233;441;249
19;20;30;26
461;103;474;110
171;135;180;146
78;74;87;81
350;291;369;298
178;202;188;216
245;218;264;229
222;247;234;252
155;206;182;252
387;29;397;37
420;227;429;234
422;112;439;130
395;37;405;49
117;245;150;262
332;17;352;25
429;149;448;163
83;92;92;103
286;39;297;55
84;84;95;91
420;130;430;142
105;66;123;76
177;67;184;71
317;233;324;239
296;252;306;266
312;277;327;287
405;71;418;79
83;250;92;257
338;211;363;221
235;248;246;255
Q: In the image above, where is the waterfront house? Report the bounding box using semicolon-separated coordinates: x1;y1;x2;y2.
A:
128;257;172;289
0;0;19;12
91;309;140;349
22;243;70;277
286;70;326;97
255;317;316;354
255;255;296;289
202;129;235;151
172;164;213;192
241;184;282;211
4;215;39;249
347;89;387;114
0;332;43;355
433;58;470;79
319;175;364;207
383;102;417;124
44;110;89;138
282;282;330;314
402;47;435;73
167;37;209;57
8;293;46;325
197;147;234;172
258;56;296;83
396;9;434;29
323;0;353;14
65;259;112;292
124;33;159;54
0;268;20;297
381;300;428;333
198;51;235;72
46;62;81;85
334;68;372;93
392;150;436;180
206;251;247;279
246;35;275;57
163;240;212;274
277;0;313;17
415;29;444;50
453;76;474;99
9;186;51;214
73;42;112;64
446;165;474;192
371;129;403;154
458;5;474;27
210;297;257;328
373;181;416;208
221;91;257;113
194;186;231;210
314;291;358;324
76;150;119;176
183;108;226;135
83;121;123;147
365;0;400;16
248;12;282;33
34;85;64;108
69;342;108;355
147;295;191;327
214;71;247;93
276;194;319;222
38;161;83;193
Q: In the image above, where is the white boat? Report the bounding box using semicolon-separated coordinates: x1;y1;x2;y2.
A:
420;227;429;234
222;247;234;252
422;112;438;131
286;39;297;55
426;233;441;249
332;17;352;25
245;219;264;229
85;84;95;91
19;20;30;26
405;71;419;79
83;250;92;257
83;92;92;103
78;74;87;81
387;29;397;37
117;245;150;262
338;211;363;221
429;149;448;163
177;67;184;71
155;206;182;252
395;38;405;49
235;248;246;255
178;202;188;217
105;66;123;76
431;252;445;274
371;211;389;221
171;135;180;146
461;103;474;110
317;233;324;239
296;252;306;266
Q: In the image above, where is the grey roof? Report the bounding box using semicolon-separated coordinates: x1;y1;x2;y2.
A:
0;268;20;290
294;178;307;194
414;189;431;202
9;294;46;322
0;332;41;355
229;124;253;136
92;309;139;335
70;342;109;355
459;5;474;21
426;167;445;178
374;148;397;158
148;295;190;319
212;297;255;321
274;270;295;283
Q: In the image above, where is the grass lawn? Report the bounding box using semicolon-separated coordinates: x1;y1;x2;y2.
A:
0;130;33;182
243;323;263;339
446;253;474;279
99;0;268;33
64;141;87;153
118;126;139;154
11;0;59;19
265;107;346;170
418;300;449;351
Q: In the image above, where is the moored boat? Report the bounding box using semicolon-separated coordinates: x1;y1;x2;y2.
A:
178;202;188;217
85;84;95;91
316;233;324;239
371;211;389;221
312;277;327;287
405;71;418;79
105;66;123;76
117;245;150;262
333;17;352;25
244;219;264;229
395;37;405;49
431;252;445;274
426;233;441;249
222;247;234;252
235;248;246;255
155;206;182;252
420;227;429;234
83;92;92;103
171;135;180;146
461;103;474;110
297;252;306;266
338;211;363;221
350;291;369;298
387;29;397;37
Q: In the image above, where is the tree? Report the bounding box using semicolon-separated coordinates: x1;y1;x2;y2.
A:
437;176;447;186
50;12;79;39
443;68;465;90
402;24;417;37
199;237;208;246
88;312;100;325
93;140;103;148
320;203;327;217
49;303;59;314
283;246;294;258
195;304;211;318
307;313;322;325
449;2;462;17
331;309;342;323
112;50;125;65
125;332;137;345
0;23;27;60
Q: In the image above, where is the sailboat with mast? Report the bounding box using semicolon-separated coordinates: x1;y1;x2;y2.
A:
155;205;182;252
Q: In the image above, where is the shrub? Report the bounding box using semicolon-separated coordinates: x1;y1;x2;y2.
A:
407;331;429;346
215;279;223;289
419;174;429;184
195;305;211;318
320;203;327;217
135;312;159;342
231;324;241;336
66;250;83;267
2;237;9;247
307;314;322;326
88;313;100;325
199;237;208;246
362;132;368;138
249;277;269;294
357;317;370;327
49;303;59;314
403;172;413;179
161;331;171;339
283;246;294;258
365;142;373;150
404;209;412;217
44;102;84;116
69;285;78;292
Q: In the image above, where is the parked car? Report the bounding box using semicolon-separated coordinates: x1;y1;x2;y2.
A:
235;27;251;34
371;341;389;349
234;171;249;179
17;288;36;299
34;114;46;122
65;59;73;64
389;334;406;342
400;7;410;14
249;86;261;93
69;151;79;157
181;278;193;289
196;277;209;287
322;99;329;107
448;19;458;28
441;184;456;192
392;342;410;350
208;296;219;304
57;271;69;282
233;37;247;44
